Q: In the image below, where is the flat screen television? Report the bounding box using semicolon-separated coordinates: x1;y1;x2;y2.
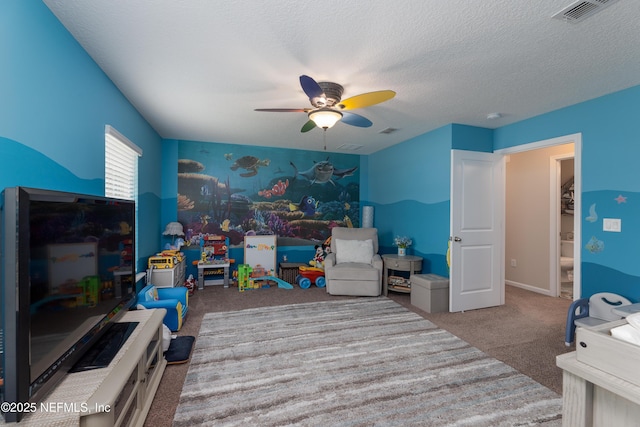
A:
0;187;137;422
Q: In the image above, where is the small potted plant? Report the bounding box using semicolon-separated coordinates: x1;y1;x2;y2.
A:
394;236;412;256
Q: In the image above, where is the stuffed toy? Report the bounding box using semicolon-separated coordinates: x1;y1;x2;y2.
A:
184;274;197;296
322;238;332;258
309;245;325;269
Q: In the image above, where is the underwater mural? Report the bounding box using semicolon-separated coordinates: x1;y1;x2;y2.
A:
177;141;360;247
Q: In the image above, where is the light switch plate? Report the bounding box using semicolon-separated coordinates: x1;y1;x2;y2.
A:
603;218;622;232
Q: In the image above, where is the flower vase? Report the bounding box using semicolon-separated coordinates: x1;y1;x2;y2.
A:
398;247;406;256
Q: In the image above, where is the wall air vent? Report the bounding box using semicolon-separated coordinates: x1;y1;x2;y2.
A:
552;0;620;23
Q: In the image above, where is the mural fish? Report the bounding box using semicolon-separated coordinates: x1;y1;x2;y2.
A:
289;195;318;217
221;219;230;232
224;153;233;160
585;236;604;254
272;179;288;195
258;179;289;199
290;159;358;186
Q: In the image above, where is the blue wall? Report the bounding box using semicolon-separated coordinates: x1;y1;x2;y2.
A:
365;124;494;277
365;125;452;276
2;1;164;273
494;86;640;301
452;124;494;152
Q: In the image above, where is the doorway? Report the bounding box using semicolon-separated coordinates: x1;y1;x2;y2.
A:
496;133;581;300
553;156;575;299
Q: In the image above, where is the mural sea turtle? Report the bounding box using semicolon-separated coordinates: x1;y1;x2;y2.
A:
230;156;270;177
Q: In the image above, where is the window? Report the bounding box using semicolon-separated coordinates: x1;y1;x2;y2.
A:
105;125;142;271
105;125;142;200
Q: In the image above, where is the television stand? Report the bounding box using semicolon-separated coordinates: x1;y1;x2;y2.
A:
8;309;167;427
70;322;139;373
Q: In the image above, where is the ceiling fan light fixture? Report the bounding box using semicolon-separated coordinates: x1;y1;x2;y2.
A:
308;108;343;129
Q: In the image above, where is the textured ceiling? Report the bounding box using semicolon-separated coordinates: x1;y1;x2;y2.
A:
43;0;640;154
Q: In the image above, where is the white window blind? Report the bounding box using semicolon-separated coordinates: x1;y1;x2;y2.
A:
105;125;142;200
105;125;142;273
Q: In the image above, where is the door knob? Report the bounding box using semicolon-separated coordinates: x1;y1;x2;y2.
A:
453;236;462;242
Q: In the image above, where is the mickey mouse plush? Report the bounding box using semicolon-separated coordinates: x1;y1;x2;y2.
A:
322;236;332;258
310;245;325;268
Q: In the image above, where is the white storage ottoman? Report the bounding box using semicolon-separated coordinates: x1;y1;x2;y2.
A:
410;274;449;313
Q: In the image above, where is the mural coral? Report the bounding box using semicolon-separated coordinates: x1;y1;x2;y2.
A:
177;141;360;247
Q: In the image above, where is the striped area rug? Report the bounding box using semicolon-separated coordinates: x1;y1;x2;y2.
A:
173;298;562;426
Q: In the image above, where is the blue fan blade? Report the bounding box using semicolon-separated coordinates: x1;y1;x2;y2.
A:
341;112;372;128
300;75;324;99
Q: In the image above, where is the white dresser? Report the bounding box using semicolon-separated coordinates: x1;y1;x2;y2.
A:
557;319;640;426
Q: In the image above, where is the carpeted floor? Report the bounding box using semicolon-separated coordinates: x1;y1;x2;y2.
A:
144;285;572;427
173;299;562;426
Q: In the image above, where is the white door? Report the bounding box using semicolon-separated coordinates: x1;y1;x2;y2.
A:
450;150;504;312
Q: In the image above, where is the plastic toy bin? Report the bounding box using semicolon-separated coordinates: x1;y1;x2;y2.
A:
410;274;449;313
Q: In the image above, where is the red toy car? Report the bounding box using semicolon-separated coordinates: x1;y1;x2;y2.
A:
296;266;326;289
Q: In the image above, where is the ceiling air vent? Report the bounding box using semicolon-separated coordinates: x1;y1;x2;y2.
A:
337;143;363;151
552;0;620;23
378;127;398;134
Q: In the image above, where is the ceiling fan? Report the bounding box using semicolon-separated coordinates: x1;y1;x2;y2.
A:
255;75;396;133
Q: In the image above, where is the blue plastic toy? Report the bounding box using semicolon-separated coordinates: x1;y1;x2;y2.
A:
252;276;293;289
297;276;311;289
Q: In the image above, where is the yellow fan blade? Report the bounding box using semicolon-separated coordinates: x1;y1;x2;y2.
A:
338;90;396;110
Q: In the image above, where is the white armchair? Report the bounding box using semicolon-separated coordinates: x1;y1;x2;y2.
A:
324;227;383;296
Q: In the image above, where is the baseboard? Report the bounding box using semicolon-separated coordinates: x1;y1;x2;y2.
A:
506;280;555;297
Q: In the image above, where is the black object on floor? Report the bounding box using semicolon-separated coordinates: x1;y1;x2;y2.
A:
164;336;195;364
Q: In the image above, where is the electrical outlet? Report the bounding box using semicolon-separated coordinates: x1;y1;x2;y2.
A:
603;218;622;232
510;259;517;267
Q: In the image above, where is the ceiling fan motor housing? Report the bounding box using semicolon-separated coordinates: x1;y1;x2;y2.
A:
254;75;394;134
312;82;344;108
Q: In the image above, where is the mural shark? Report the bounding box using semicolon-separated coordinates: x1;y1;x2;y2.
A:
290;159;358;186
